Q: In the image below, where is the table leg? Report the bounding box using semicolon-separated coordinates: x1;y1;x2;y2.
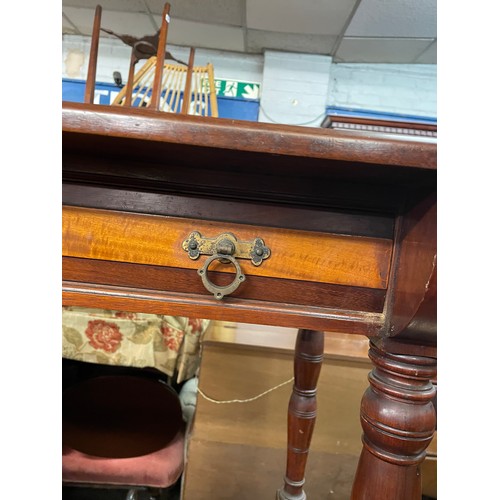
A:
351;340;437;499
277;329;324;500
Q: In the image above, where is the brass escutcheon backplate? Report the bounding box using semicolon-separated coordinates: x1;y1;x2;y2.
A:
182;231;270;266
182;231;271;299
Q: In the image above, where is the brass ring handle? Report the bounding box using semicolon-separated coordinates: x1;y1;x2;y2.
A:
182;231;270;300
197;254;246;300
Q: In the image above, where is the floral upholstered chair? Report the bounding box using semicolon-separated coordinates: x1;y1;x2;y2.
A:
62;306;211;383
62;306;211;498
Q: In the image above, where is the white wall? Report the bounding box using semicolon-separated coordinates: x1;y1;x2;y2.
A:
62;34;436;125
63;35;135;84
259;51;332;127
328;63;437;118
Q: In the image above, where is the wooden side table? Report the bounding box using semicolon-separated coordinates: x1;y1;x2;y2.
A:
62;101;436;499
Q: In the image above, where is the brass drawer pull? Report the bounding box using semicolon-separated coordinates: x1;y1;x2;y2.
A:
198;254;245;300
182;231;271;299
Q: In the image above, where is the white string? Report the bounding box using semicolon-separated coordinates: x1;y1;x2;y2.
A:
197;376;294;404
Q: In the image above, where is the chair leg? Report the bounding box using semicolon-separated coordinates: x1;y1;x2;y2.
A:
148;487;162;499
126;487;162;500
126;489;139;500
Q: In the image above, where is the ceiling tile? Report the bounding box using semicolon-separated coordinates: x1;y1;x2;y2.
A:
62;1;246;26
62;7;95;34
414;40;437;63
62;0;145;11
63;7;154;37
335;37;435;63
167;19;245;52
247;30;337;55
246;0;357;35
62;4;246;53
346;0;436;38
62;12;82;35
157;0;245;26
101;10;155;36
62;7;98;35
62;0;439;60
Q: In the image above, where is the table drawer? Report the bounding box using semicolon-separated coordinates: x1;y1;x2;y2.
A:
63;206;392;291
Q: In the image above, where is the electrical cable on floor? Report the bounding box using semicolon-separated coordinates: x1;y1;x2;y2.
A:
197;376;294;404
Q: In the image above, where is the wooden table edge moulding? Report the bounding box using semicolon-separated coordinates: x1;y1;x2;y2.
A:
62;9;437;497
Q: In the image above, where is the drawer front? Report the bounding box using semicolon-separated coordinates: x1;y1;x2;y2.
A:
63;206;392;290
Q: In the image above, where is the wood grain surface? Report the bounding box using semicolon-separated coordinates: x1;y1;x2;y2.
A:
62;281;385;335
383;193;436;342
62;102;437;169
63;257;387;312
62;206;392;289
62;183;395;240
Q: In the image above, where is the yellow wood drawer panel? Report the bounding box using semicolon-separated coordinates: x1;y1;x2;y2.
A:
62;206;392;289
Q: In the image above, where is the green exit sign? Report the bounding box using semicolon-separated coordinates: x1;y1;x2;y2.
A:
214;79;261;99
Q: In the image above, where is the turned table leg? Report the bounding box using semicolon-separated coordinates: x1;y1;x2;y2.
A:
351;340;437;500
277;329;324;500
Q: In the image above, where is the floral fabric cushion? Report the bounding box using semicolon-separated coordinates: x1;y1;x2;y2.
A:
62;306;210;383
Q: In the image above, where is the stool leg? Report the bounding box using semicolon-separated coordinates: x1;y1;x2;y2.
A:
277;329;324;500
148;487;161;499
125;489;138;500
351;340;437;499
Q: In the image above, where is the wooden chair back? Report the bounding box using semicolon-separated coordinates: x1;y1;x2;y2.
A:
111;56;218;117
